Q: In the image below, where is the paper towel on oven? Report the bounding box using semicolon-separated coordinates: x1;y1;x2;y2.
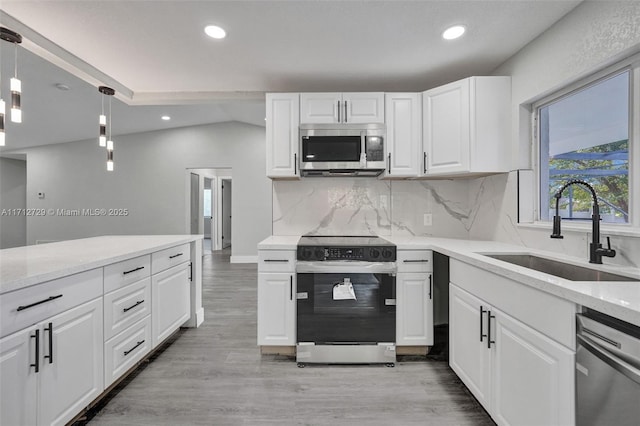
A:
333;278;356;300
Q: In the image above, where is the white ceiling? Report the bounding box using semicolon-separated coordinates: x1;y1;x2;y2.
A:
0;0;582;152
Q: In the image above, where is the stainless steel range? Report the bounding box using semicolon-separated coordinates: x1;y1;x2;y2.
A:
295;235;397;366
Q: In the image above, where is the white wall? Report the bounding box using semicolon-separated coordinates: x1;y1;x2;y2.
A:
22;121;271;258
0;157;27;248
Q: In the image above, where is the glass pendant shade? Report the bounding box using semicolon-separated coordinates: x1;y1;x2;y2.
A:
99;114;107;146
10;77;21;123
0;99;5;146
107;149;114;171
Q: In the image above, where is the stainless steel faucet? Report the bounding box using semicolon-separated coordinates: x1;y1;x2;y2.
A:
550;179;616;264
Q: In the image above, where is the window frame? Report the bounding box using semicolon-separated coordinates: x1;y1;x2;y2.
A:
532;54;640;231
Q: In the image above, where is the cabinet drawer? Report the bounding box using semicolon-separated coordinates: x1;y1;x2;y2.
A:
258;250;296;272
104;278;151;341
104;255;151;294
104;315;152;387
397;250;432;273
0;268;103;338
151;244;191;274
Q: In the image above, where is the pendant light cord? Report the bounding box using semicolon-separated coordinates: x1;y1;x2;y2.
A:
14;42;18;78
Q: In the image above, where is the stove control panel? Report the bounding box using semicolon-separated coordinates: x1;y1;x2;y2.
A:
297;245;396;262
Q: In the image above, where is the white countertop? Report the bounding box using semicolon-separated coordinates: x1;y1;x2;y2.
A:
258;235;640;327
0;235;203;294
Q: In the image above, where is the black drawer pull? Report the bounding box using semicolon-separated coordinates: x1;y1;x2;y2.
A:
17;294;63;312
44;322;53;364
124;340;145;356
264;259;289;263
31;329;39;373
123;266;145;275
403;259;430;263
123;300;144;313
169;253;184;259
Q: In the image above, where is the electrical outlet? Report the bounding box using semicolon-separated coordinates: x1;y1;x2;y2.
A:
423;213;432;226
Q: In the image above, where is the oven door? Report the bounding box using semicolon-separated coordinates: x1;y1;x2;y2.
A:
296;263;396;344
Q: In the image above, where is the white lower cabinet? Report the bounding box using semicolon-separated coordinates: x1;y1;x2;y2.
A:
0;298;104;426
450;284;574;426
257;273;296;345
151;262;191;347
396;272;433;346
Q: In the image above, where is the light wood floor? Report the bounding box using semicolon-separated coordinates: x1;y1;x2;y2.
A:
88;249;494;425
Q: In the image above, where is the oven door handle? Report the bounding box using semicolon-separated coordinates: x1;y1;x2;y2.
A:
296;261;397;274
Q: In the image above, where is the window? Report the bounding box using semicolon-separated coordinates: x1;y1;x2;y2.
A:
538;70;630;224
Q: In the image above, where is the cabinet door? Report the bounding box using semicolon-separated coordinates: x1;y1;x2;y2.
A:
384;93;421;177
300;93;341;123
0;328;37;426
266;93;300;178
38;298;103;426
492;310;574;426
152;263;191;347
257;273;295;345
449;284;491;408
423;79;470;175
343;92;384;123
396;272;432;346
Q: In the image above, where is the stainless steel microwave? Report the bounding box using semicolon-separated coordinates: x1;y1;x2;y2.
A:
299;123;385;177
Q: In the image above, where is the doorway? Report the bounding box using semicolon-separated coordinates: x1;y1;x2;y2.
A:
221;179;232;249
186;168;232;253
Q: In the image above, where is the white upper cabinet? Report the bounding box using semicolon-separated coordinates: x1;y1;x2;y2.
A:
422;76;511;177
300;92;384;124
384;93;422;177
266;93;300;178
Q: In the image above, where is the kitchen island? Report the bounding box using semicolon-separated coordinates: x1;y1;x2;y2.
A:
0;235;203;426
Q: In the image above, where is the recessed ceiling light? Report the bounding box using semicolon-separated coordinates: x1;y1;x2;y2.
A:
161;115;171;121
442;25;466;40
204;25;226;39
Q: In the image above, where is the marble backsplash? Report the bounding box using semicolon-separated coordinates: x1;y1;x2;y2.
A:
272;172;640;268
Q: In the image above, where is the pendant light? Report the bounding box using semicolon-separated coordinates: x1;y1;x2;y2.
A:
98;86;114;147
0;27;23;145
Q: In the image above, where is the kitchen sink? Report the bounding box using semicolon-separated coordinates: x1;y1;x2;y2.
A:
484;254;637;282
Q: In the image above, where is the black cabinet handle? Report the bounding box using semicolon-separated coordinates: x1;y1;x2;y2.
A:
124;340;145;356
123;266;144;275
31;329;40;373
403;259;430;263
428;275;432;300
44;322;53;364
169;253;184;259
480;306;487;342
423;152;427;174
189;262;193;282
337;100;341;122
290;276;293;301
17;294;63;312
344;101;348;123
264;259;289;263
387;153;391;174
123;300;144;313
487;311;496;349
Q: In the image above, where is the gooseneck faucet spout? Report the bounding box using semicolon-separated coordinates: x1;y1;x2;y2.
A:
549;179;616;264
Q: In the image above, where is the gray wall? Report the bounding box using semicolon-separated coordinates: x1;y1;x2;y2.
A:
23;121;271;258
0;157;27;248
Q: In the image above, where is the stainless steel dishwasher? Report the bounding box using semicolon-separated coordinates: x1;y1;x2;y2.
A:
576;309;640;426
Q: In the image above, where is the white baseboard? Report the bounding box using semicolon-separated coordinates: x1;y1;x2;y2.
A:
230;255;258;263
